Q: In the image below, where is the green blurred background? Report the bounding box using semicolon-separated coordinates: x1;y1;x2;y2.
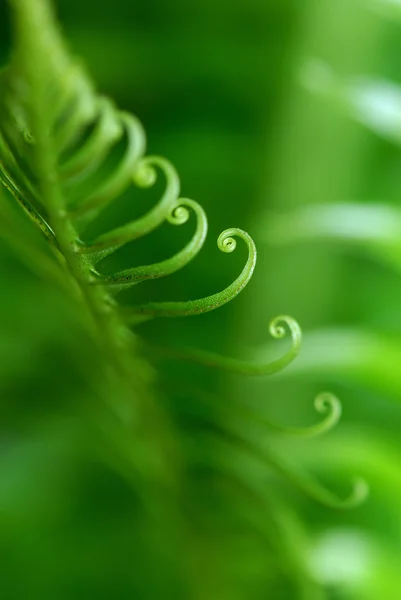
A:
2;0;401;598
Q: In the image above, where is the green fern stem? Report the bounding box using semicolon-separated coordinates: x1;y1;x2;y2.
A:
78;156;182;263
94;198;208;291
145;315;301;375
8;0;184;508
122;228;257;321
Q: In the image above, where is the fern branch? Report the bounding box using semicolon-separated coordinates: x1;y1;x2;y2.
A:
78;156;181;262
225;428;368;509
122;228;256;320
145;314;301;375
6;0;184;504
95;198;208;291
0;1;367;549
252;392;342;438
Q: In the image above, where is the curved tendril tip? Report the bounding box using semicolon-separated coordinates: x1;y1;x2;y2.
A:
260;392;342;438
121;227;257;320
142;314;301;377
93;198;208;291
239;435;369;510
279;460;369;509
79;156;181;263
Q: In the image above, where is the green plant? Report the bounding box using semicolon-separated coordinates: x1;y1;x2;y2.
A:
0;0;369;597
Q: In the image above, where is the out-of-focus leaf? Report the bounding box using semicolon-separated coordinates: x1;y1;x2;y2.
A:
259;202;401;272
367;0;401;21
301;60;401;145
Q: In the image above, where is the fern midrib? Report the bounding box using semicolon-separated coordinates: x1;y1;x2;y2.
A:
25;48;134;377
8;0;186;505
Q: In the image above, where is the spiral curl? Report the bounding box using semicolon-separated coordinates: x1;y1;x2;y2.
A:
167;204;190;226
122;227;257;320
95;198;208;292
143;314;301;376
218;232;237;253
193;416;368;511
80;156;181;264
229;429;369;510
279;465;369;510
258;392;341;438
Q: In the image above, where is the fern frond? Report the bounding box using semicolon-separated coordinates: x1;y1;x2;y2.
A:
259;392;342;439
0;0;368;527
267;456;368;509
145;315;301;376
1;0;258;335
122;228;256;320
186;427;367;511
93;198;208;292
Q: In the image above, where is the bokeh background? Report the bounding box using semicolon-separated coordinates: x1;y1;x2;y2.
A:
1;0;401;598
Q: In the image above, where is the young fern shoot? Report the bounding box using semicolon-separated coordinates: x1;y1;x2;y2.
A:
0;0;368;510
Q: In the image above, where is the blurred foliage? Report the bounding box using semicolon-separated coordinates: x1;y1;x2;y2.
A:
1;0;401;598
